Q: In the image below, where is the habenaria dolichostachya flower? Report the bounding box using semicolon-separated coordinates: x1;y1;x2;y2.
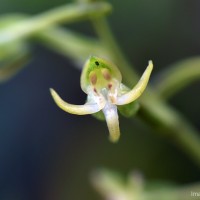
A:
50;56;153;142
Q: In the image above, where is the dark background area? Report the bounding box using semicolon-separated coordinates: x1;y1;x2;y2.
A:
0;0;200;199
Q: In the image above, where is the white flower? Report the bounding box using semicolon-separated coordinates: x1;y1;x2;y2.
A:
50;56;153;142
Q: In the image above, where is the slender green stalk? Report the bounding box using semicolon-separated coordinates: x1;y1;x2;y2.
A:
139;90;200;164
36;26;110;67
91;17;138;84
0;2;111;46
154;56;200;99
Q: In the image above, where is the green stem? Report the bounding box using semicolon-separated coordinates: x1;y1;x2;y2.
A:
154;56;200;99
36;26;110;67
91;17;138;84
139;90;200;164
0;2;111;46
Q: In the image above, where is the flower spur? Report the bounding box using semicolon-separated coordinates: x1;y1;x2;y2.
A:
50;56;153;143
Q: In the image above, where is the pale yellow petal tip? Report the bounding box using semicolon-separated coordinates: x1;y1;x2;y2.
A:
148;60;153;70
49;88;58;102
109;133;120;143
49;88;55;96
49;88;61;106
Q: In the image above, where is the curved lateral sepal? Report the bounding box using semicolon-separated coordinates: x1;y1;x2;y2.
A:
50;88;104;115
116;60;153;105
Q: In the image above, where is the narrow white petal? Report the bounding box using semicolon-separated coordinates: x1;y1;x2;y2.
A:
116;60;153;105
103;103;120;143
50;88;104;115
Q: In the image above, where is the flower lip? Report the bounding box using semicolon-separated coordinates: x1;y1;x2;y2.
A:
102;103;120;143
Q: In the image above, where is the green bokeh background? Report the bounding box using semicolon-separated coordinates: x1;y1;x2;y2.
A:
0;0;200;200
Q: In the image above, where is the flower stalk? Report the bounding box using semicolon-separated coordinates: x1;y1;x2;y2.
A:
0;2;111;46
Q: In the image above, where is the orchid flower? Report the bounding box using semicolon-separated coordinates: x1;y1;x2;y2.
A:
50;56;153;143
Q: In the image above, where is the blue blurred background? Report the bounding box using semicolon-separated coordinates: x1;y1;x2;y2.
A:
0;0;200;199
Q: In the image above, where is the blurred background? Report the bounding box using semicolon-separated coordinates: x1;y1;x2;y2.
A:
0;0;200;199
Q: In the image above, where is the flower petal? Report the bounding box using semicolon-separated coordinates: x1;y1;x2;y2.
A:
50;88;104;115
116;60;153;105
103;103;120;143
